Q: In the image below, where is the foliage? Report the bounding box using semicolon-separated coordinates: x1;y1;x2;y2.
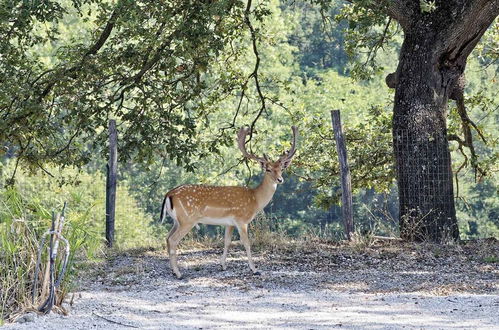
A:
475;17;498;63
333;0;399;80
0;160;160;320
112;0;497;241
456;179;499;239
1;0;252;170
282;1;348;74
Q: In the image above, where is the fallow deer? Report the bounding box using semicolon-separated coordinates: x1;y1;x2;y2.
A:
160;126;298;278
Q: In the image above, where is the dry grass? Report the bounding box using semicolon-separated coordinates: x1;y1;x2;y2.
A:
0;218;40;323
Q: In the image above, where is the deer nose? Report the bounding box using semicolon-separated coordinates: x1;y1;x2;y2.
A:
276;177;284;184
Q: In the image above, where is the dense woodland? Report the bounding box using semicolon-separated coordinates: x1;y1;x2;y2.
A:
0;0;498;322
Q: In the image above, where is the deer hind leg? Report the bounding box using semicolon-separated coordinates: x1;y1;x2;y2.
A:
167;219;194;279
220;225;234;271
166;220;178;252
236;223;259;275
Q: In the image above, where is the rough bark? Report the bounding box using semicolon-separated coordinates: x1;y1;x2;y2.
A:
393;33;459;241
385;0;499;241
331;110;354;240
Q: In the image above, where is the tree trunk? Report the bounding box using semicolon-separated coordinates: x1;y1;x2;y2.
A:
383;1;499;242
393;31;459;242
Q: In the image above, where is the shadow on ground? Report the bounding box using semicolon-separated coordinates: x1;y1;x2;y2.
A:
5;239;498;329
87;238;498;295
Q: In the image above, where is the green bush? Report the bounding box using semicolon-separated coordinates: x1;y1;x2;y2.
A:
0;162;162;321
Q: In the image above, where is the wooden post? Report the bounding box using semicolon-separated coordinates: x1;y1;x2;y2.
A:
331;110;354;240
106;119;117;247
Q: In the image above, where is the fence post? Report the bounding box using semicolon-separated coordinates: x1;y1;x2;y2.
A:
331;110;354;240
106;120;117;247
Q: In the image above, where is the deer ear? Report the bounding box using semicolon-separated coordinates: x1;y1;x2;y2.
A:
258;159;266;169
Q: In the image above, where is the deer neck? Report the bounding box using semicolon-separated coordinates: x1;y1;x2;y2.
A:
253;173;277;210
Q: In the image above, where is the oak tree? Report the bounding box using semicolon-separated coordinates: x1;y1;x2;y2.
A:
340;0;498;240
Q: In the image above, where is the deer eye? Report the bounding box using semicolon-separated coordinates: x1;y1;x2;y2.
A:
266;168;271;172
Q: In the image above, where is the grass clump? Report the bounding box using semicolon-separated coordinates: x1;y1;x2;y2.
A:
0;163;162;322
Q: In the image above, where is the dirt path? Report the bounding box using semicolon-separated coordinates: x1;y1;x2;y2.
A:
5;240;499;329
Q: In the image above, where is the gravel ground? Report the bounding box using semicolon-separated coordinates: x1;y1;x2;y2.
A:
4;239;499;329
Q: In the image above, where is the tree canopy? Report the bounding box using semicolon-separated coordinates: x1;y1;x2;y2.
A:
2;0;255;169
1;0;498;240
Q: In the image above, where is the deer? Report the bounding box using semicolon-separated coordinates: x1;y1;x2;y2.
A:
160;126;298;279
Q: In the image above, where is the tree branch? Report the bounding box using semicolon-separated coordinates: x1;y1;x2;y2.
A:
447;133;468;197
39;9;120;100
372;0;412;30
363;17;392;67
437;0;499;64
85;10;119;57
244;0;266;143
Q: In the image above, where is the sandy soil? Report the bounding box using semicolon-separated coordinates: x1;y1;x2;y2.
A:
4;239;499;329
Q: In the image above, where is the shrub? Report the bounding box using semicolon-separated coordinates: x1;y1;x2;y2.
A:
0;162;161;321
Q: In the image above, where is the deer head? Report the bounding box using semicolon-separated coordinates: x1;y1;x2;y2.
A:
237;126;298;184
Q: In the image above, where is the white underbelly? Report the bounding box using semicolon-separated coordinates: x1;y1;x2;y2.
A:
198;217;236;226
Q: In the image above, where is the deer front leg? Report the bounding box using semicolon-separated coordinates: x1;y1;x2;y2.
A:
237;224;259;275
221;225;234;270
167;222;194;279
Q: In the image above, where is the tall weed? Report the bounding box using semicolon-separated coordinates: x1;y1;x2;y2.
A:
0;163;162;321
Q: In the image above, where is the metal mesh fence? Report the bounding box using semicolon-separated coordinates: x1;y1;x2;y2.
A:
393;128;458;240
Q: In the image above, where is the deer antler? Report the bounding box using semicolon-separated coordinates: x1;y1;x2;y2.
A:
237;127;266;163
278;126;298;168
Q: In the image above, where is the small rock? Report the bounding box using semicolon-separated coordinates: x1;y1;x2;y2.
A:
25;312;37;322
16;312;37;323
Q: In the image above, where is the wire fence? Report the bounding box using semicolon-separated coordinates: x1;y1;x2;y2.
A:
1;125;495;241
393;128;458;240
